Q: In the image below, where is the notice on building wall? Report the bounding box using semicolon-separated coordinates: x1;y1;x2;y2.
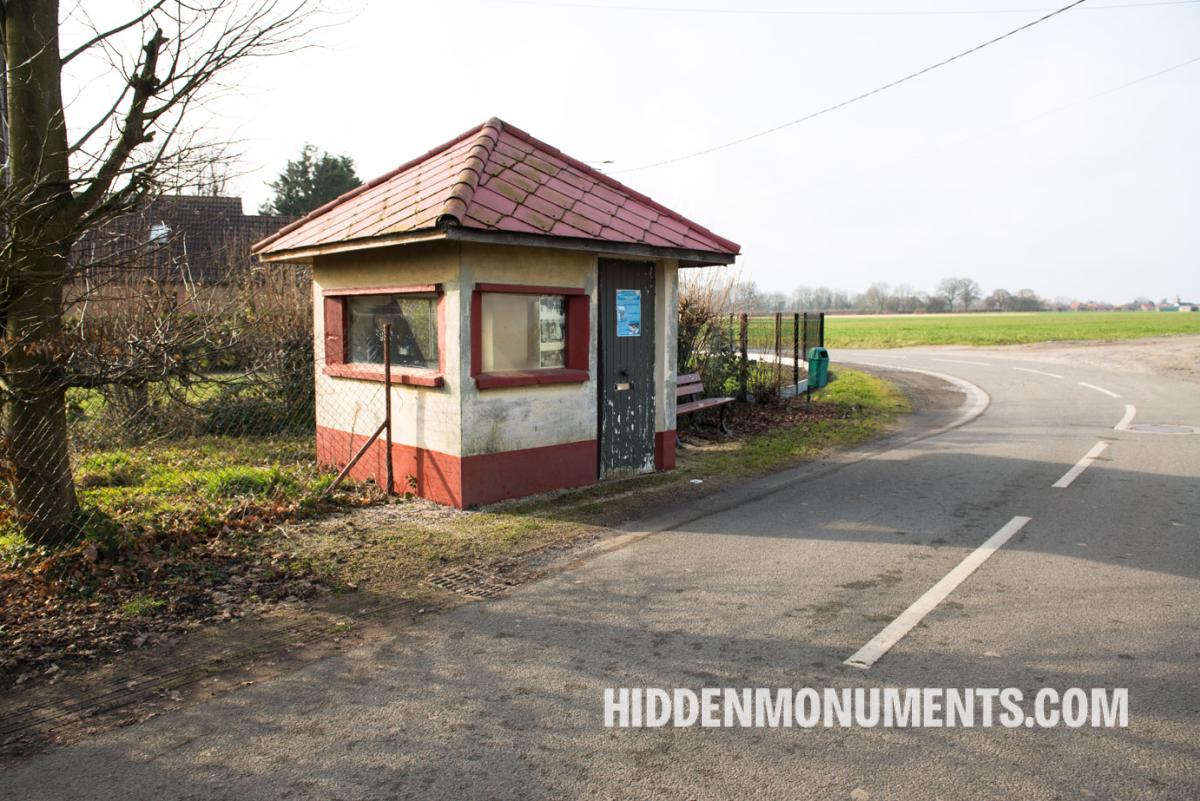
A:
616;289;641;337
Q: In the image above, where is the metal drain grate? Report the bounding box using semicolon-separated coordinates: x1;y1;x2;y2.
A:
427;565;517;598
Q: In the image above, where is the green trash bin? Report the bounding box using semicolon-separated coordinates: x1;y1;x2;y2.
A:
807;347;830;390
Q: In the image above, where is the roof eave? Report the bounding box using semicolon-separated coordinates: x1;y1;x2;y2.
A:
257;224;737;267
256;228;449;263
441;226;737;266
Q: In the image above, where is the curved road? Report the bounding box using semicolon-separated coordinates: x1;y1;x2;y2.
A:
2;347;1198;800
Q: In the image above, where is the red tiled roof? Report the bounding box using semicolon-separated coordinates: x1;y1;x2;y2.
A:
253;118;739;260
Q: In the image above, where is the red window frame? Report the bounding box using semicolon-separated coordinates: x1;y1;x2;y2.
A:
470;282;590;390
322;284;445;387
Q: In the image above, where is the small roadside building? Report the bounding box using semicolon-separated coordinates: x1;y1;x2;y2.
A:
253;118;739;508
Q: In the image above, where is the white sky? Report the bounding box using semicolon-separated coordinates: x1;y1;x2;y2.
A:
65;0;1200;302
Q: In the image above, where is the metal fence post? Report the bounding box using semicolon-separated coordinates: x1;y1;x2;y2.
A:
801;312;809;368
793;312;800;388
738;313;749;402
774;312;782;389
818;311;826;348
383;323;394;496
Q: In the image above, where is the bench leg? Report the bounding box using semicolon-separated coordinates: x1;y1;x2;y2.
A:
718;405;731;435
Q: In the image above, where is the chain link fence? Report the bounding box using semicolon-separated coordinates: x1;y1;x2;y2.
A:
0;249;393;554
4;252;827;555
737;312;826;401
678;307;825;405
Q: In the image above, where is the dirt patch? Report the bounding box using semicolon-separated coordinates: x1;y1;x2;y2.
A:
980;335;1200;382
678;393;847;443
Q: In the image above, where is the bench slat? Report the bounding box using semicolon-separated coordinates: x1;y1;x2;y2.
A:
678;396;734;415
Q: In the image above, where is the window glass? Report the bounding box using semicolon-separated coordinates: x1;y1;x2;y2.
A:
481;293;566;371
346;293;438;369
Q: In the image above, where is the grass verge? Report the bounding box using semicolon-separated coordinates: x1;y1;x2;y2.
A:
748;311;1200;349
294;368;908;590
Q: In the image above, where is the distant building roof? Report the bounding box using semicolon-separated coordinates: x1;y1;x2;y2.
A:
253;118;739;266
76;195;295;282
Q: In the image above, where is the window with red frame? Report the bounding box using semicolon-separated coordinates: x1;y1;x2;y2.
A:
323;285;444;386
470;284;589;388
344;293;438;369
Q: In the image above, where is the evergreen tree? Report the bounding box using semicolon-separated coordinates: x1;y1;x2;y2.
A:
260;145;362;216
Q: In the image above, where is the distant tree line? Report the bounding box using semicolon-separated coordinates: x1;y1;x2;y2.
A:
729;276;1050;314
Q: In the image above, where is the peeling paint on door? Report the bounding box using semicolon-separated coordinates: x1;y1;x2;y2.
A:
599;259;656;476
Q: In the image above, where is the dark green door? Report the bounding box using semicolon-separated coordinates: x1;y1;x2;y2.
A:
598;259;656;476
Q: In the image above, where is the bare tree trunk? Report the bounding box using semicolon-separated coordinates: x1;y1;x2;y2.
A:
3;0;78;543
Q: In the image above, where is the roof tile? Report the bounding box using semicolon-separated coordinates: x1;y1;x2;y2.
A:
496;169;540;195
472;186;518;216
511;161;550;186
561;209;604;237
570;200;611;227
544;177;584;203
513;205;556;233
487;176;528;205
523;193;567;222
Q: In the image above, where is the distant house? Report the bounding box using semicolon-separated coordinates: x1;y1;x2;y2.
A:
74;195;295;286
1155;296;1196;312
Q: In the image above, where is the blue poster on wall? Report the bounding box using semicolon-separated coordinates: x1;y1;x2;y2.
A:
615;289;641;337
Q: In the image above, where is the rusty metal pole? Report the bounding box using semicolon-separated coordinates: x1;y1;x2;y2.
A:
383;323;394;496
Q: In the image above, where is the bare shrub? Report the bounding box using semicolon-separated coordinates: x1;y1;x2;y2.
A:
678;268;739;395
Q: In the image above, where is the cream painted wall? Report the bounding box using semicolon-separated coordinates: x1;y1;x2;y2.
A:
312;242;462;455
313;239;682;462
458;242;599;456
654;259;679;435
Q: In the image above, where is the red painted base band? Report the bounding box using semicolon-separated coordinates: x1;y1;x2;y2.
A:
460;440;597;507
316;426;599;508
654;430;676;470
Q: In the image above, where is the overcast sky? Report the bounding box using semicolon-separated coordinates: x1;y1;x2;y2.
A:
68;0;1200;303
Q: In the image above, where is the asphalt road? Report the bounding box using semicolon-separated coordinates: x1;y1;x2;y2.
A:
3;347;1198;800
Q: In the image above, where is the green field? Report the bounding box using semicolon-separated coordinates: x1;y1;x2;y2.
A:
813;311;1200;349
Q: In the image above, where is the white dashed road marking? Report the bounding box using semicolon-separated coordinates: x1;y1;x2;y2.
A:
1013;367;1064;379
845;516;1033;670
1053;441;1109;488
1078;381;1121;398
1115;405;1136;432
933;358;991;367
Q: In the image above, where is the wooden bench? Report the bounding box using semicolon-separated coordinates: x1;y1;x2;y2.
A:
675;372;734;444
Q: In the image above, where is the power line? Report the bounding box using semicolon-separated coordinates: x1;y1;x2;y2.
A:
618;0;1095;173
503;0;1200;17
962;53;1200;136
774;53;1200;198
